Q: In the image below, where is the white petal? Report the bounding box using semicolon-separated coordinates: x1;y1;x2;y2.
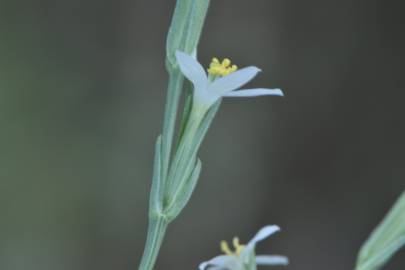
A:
175;51;207;88
256;255;289;265
209;67;261;94
199;255;242;270
222;88;284;97
247;225;280;248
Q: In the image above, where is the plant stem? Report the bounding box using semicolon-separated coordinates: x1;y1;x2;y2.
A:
138;72;182;270
161;71;184;182
138;1;211;269
138;216;169;270
138;71;183;270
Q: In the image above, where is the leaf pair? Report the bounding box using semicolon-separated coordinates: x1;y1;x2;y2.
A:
149;100;220;222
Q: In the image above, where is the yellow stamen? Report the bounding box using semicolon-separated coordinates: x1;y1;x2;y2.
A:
220;237;246;257
233;237;245;256
208;57;238;77
230;64;238;73
220;240;234;256
222;58;231;67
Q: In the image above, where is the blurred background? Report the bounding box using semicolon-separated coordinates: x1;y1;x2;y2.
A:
1;0;404;269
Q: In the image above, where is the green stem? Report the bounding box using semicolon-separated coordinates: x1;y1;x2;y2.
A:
161;71;184;183
138;216;169;270
137;72;182;270
138;1;211;269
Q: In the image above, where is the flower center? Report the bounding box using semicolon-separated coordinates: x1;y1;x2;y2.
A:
220;237;245;257
208;57;238;77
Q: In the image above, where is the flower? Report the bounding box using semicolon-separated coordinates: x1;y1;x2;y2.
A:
175;51;284;111
199;225;288;270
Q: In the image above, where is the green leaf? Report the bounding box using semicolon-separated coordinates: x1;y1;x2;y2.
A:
176;81;194;147
166;0;210;70
149;136;163;216
165;159;202;221
162;100;221;222
189;100;221;153
356;190;405;270
166;100;221;196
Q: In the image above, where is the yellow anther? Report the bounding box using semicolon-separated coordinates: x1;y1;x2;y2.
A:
208;57;238;77
212;57;220;64
222;58;231;68
220;237;245;257
220;240;234;256
232;237;245;256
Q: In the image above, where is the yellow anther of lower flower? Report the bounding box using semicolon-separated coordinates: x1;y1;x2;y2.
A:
208;57;238;77
221;240;234;256
232;237;245;256
220;237;246;257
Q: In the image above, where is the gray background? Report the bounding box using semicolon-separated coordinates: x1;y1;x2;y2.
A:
1;0;404;269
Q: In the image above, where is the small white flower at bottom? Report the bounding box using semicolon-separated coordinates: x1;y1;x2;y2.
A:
199;225;288;270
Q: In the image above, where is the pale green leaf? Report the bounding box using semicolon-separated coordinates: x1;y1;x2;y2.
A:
165;159;202;221
149;136;163;216
356;190;405;270
166;0;210;69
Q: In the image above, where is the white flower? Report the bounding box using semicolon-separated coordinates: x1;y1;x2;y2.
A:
175;51;283;110
199;225;289;270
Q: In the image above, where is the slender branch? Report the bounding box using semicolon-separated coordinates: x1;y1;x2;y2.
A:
138;1;211;270
138;216;169;270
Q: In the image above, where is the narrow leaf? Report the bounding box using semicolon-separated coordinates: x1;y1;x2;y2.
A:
165;159;202;221
149;136;163;215
166;100;221;196
176;81;194;147
356;190;405;270
189;100;221;154
166;0;210;69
